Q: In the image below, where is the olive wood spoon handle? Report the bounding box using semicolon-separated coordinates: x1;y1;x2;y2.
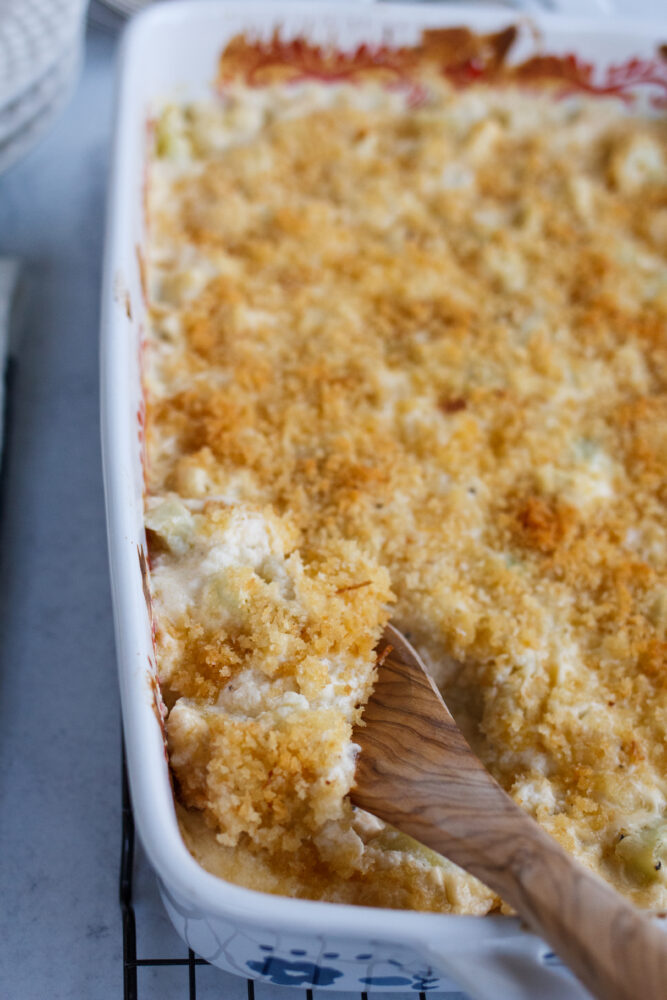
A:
351;625;667;1000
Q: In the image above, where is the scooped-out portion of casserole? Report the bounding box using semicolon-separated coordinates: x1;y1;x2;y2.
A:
144;28;667;914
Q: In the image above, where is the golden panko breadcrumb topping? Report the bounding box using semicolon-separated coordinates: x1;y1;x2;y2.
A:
145;75;667;913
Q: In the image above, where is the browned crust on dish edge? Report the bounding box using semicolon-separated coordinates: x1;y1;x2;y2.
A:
217;25;667;104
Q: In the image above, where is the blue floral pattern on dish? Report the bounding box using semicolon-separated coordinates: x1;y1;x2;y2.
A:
360;973;440;990
410;973;441;991
247;956;344;986
159;880;454;991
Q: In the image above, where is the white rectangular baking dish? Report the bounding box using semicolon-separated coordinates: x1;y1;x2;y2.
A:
100;4;667;997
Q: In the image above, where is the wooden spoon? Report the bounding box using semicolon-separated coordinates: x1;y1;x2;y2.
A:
351;624;667;1000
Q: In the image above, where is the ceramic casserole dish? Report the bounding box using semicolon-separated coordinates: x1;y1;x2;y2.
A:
101;3;667;997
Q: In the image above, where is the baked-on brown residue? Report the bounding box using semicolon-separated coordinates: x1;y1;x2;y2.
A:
217;25;667;104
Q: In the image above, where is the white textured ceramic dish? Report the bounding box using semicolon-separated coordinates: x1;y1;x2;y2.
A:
101;4;667;998
0;0;86;175
0;39;83;175
0;0;85;108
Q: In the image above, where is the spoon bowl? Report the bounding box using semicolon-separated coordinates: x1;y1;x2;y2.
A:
351;624;667;1000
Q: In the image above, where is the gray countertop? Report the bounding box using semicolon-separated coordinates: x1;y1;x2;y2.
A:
0;23;124;1000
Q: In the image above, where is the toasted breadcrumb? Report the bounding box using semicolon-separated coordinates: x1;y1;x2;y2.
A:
145;78;667;912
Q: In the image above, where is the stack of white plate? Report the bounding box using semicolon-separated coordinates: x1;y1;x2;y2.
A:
0;0;88;174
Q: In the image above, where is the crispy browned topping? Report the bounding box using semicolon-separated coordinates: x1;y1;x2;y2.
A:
146;79;667;911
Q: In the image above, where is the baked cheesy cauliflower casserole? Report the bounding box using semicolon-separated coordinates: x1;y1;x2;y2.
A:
144;31;667;914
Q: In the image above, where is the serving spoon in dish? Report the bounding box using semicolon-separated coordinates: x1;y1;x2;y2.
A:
351;625;667;1000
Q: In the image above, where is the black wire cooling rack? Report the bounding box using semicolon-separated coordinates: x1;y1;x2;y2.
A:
121;751;219;1000
120;752;440;1000
121;754;195;1000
